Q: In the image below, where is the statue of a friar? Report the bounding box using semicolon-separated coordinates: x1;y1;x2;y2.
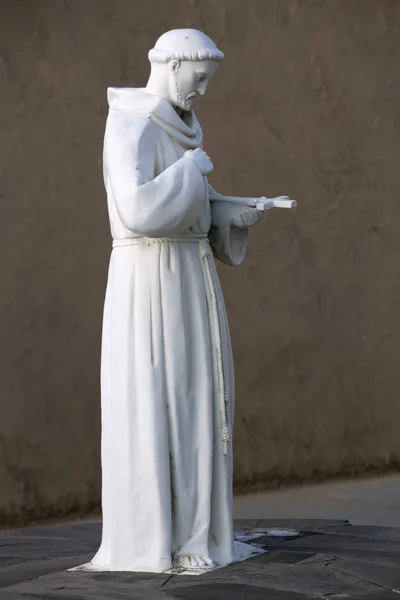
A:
87;29;295;574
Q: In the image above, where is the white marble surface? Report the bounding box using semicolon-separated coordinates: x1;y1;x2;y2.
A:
94;28;295;574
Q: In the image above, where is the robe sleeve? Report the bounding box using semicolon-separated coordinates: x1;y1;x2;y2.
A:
104;112;206;237
208;184;249;267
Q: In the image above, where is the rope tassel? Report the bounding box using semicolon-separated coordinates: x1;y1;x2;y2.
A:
199;241;230;456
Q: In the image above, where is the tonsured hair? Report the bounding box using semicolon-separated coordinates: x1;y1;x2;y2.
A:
148;48;225;63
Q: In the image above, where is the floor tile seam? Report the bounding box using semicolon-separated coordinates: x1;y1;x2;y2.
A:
327;561;399;593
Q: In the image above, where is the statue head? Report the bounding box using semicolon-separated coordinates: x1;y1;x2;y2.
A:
147;29;224;111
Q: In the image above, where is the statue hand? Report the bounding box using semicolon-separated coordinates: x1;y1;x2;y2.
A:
184;148;214;176
230;205;264;229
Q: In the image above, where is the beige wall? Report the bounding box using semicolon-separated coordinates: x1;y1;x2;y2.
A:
1;0;400;524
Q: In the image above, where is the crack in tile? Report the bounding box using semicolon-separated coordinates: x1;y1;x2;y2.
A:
160;574;174;588
327;562;396;593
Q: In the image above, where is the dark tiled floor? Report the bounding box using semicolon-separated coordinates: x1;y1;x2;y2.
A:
2;519;400;598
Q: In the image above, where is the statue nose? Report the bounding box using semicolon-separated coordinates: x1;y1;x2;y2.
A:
197;84;207;96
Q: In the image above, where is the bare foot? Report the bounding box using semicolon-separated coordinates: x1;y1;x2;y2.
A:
175;554;216;570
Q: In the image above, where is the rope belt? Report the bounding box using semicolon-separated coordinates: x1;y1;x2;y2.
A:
112;232;230;456
112;233;208;247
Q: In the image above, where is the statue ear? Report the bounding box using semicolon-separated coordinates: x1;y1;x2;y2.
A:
170;60;181;74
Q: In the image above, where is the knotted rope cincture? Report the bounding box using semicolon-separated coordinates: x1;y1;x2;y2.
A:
112;233;208;247
199;240;230;456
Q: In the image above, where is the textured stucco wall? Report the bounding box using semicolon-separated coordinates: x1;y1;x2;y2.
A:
1;0;400;524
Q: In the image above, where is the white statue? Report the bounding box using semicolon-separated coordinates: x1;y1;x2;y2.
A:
88;29;295;574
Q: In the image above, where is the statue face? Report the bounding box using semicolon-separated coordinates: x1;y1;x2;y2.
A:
169;60;218;111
